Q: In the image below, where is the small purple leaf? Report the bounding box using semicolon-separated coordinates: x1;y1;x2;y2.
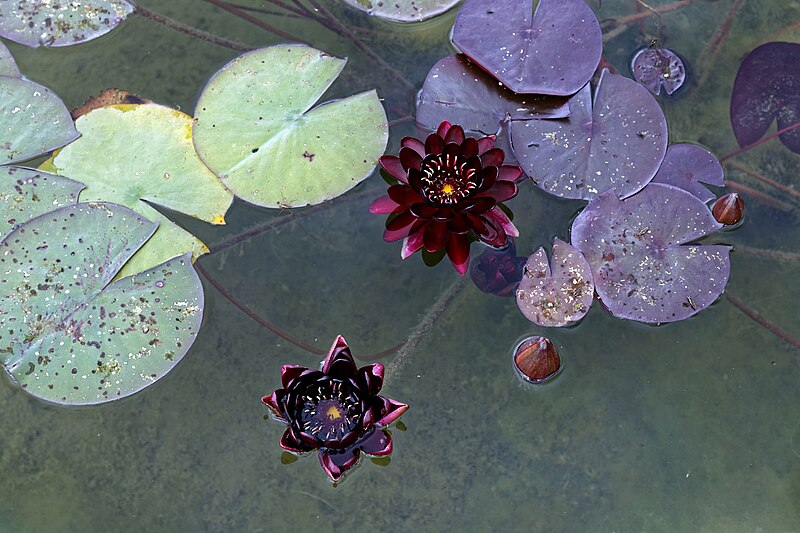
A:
730;42;800;154
511;70;668;200
416;54;570;137
516;238;594;327
651;144;724;203
571;184;731;324
452;0;602;95
631;47;686;96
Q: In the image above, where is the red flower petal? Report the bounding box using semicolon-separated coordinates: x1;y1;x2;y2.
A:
400;136;425;157
280;364;307;389
480;147;505;168
388;184;424;206
447;213;472;234
360;429;393;456
320;448;361;482
379;155;408;183
460;197;496;214
425;133;445;155
280;427;313;453
446;233;471;275
444;124;465;144
409;203;438;219
498;164;523;182
460;137;479;158
261;391;287;422
477;135;496;155
369;195;401;214
485;206;519;237
475;180;518;203
436;120;452;138
386;210;417;232
401;229;425;259
377;397;410;426
423;220;450;252
468;212;500;242
477;166;498;191
399;146;422;171
321;335;357;377
357;363;385;396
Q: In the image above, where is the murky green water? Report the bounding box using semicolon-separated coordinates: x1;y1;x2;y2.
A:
1;0;799;531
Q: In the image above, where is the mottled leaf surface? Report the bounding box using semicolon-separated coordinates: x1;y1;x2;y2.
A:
516;238;594;327
730;41;800;154
0;75;79;164
0;0;134;47
194;45;388;208
452;0;602;95
631;47;686;96
0;202;203;405
1;166;84;240
571;184;730;323
512;71;668;200
47;104;233;277
651;143;723;203
341;0;459;22
0;40;20;77
416;54;571;136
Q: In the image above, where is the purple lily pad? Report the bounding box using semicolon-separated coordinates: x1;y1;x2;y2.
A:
516;238;594;327
651;143;724;203
452;0;602;95
631;47;686;96
511;70;668;200
570;184;731;324
730;42;800;154
416;54;571;138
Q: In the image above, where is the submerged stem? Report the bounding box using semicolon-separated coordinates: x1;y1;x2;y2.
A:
134;5;253;51
725;292;800;348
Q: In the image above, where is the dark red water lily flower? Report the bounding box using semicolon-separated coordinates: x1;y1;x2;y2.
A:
370;121;521;274
262;336;408;482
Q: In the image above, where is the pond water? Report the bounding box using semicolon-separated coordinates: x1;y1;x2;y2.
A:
1;0;799;531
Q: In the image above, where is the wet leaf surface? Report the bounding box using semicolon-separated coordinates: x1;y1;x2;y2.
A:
631;47;686;96
341;0;460;22
0;202;203;405
0;40;20;77
650;143;723;203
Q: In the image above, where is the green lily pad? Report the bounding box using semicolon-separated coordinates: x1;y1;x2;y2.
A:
0;41;20;77
1;166;84;240
193;45;388;208
0;0;135;47
0;202;203;405
46;103;233;277
341;0;460;22
0;75;79;164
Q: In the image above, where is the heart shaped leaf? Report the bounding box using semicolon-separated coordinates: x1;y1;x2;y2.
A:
0;0;134;47
0;202;203;405
1;166;84;240
516;238;594;327
730;41;800;154
341;0;460;22
193;45;388;208
0;75;79;164
416;54;571;136
452;0;602;95
0;41;20;77
511;70;668;200
46;103;233;278
571;184;731;323
651;143;723;203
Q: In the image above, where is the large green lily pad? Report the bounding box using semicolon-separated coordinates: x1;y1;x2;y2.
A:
46;103;233;277
1;166;84;240
0;202;203;405
0;0;135;47
0;41;20;77
341;0;460;22
0;75;79;164
193;45;388;208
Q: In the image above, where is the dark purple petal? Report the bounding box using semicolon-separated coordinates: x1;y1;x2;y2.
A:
423;220;450;252
359;429;393;456
399;146;423;171
280;365;307;389
262;391;287;422
407;168;425;191
379;155;408;183
484;206;519;238
321;335;357;377
447;213;472;234
401;136;426;157
319;448;361;482
512;71;668;200
409;203;438;219
377;397;410;426
477;136;496;155
425;133;445;155
460;197;496;214
357;363;385;396
384;223;414;242
388;184;425;206
480;147;505;168
280;427;313;453
475;180;517;203
436;121;452;138
631;47;686;96
386;210;417;232
498;164;523;182
469;213;499;242
446;233;471;275
401;230;426;259
476;166;498;191
651;144;723;203
452;0;602;95
444;124;465;144
460;137;479;158
369;195;401;214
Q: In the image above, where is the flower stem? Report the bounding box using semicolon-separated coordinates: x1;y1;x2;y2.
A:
202;0;314;46
723;179;794;212
602;0;694;42
696;0;747;88
736;245;800;263
720;120;800;161
725;292;800;348
134;5;253;51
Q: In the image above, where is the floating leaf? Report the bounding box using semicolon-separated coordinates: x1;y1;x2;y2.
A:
511;70;668;200
416;54;571;137
0;202;203;405
516;238;594;327
651;143;723;203
341;0;459;22
631;47;686;96
46;104;233;277
0;166;84;239
0;75;79;164
452;0;602;95
0;0;134;47
0;40;20;77
194;45;388;208
730;42;800;154
570;184;731;323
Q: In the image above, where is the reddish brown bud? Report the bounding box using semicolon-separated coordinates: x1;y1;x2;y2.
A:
513;336;561;384
712;193;744;226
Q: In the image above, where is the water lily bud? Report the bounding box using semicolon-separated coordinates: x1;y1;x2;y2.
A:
513;336;561;384
712;193;744;226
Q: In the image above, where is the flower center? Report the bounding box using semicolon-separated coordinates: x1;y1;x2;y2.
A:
420;153;478;205
299;379;360;442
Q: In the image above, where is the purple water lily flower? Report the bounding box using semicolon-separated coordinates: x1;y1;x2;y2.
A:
262;336;408;482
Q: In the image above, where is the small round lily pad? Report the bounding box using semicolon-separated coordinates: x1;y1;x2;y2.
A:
341;0;460;22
